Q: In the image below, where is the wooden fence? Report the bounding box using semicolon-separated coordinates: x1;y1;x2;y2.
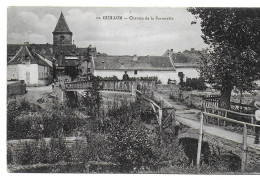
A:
201;95;255;113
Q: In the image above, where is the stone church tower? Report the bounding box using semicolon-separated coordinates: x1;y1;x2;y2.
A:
52;12;73;45
52;12;76;66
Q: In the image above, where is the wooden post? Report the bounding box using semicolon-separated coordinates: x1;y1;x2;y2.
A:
204;107;207;124
158;108;162;131
241;123;247;173
224;111;227;127
171;109;175;127
196;111;204;169
217;110;220;126
61;90;64;102
251;116;255;135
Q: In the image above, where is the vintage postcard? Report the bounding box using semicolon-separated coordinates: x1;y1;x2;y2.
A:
6;6;260;174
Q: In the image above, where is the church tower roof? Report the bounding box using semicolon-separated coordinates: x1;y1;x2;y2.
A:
53;12;72;33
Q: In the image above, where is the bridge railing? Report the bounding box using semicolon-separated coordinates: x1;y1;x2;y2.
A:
64;80;156;95
64;80;136;93
204;106;255;128
64;81;93;90
100;80;135;92
197;110;260;172
136;89;175;130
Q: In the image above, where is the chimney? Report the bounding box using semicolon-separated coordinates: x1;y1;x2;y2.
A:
133;54;137;61
171;49;173;52
191;48;194;51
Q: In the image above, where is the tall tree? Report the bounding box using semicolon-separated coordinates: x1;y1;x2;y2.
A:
188;8;260;108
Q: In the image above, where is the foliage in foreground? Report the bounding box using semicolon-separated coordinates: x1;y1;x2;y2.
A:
7;94;251;173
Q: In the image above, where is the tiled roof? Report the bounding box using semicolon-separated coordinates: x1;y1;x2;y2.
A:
7;44;21;56
8;44;54;61
53;12;71;33
94;55;175;71
162;49;209;68
8;44;52;67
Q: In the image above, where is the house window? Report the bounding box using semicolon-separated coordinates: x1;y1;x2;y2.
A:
134;70;138;75
87;68;91;73
60;51;63;55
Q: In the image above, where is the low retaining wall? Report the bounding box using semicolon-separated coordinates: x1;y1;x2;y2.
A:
178;127;260;172
7;81;27;96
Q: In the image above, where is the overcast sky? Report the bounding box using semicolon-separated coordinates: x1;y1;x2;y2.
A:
7;7;207;56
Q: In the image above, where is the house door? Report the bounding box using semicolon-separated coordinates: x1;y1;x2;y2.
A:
26;72;30;84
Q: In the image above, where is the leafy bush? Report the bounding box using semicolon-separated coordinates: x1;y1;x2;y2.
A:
108;120;156;173
184;78;207;91
47;137;70;164
7;99;43;140
15;142;37;165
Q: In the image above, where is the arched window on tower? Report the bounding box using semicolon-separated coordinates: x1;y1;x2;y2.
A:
60;35;65;44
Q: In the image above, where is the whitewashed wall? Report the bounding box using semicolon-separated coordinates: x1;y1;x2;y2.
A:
94;67;199;84
7;65;19;80
8;64;39;86
176;67;200;81
38;65;52;86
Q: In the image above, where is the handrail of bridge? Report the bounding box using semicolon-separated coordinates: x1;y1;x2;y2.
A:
64;80;135;93
204;106;255;127
204;106;254;117
64;79;156;94
136;89;161;109
197;110;260;172
203;112;259;128
136;89;176;130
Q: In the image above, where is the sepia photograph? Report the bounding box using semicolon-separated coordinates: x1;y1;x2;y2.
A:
6;5;260;174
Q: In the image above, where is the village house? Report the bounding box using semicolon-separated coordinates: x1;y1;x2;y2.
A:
93;55;175;83
7;12;96;84
162;48;209;83
93;49;204;84
7;43;53;86
7;11;205;85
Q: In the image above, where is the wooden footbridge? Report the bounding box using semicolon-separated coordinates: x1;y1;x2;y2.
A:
136;86;260;172
63;80;260;172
